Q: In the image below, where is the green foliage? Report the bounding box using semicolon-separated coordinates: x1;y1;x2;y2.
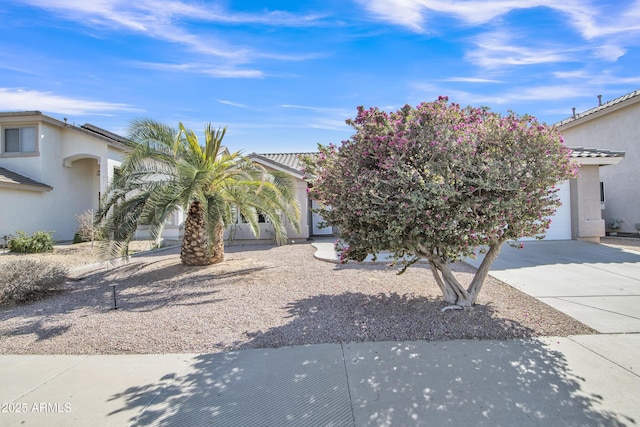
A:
0;259;69;305
303;97;577;306
97;119;301;262
8;230;55;253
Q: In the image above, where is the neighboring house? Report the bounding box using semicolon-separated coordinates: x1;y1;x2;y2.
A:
247;151;625;244
239;152;332;242
558;89;640;236
0;111;131;241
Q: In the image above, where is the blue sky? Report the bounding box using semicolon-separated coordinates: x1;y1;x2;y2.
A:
1;0;639;153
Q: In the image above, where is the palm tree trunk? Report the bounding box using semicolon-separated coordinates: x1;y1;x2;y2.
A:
180;201;224;265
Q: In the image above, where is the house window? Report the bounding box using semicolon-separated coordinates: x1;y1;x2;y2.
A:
600;182;605;203
112;166;122;183
233;207;270;224
2;126;37;154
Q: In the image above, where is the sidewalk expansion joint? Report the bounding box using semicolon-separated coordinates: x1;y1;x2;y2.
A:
555;297;640;321
10;355;89;403
339;341;357;427
129;354;196;427
582;263;640;282
567;336;640;379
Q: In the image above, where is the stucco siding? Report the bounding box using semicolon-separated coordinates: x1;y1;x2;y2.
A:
1;188;50;240
560;102;639;234
0;115;129;241
224;175;310;242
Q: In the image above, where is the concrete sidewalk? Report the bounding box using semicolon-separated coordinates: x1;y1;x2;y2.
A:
465;240;640;334
1;336;639;426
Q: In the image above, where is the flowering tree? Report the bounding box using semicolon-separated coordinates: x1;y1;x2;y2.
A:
303;97;576;307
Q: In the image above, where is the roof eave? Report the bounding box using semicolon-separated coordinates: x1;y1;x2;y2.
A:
575;157;624;166
0;181;53;192
556;89;640;129
1;111;132;152
248;154;305;179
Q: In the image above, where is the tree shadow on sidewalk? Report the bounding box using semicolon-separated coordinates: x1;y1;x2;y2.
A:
107;292;635;426
108;339;634;426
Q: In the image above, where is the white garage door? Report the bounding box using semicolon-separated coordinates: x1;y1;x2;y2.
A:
523;180;572;240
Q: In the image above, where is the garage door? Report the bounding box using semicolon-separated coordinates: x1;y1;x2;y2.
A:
523;180;572;240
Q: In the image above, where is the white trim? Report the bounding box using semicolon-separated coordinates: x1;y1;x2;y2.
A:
0;123;40;156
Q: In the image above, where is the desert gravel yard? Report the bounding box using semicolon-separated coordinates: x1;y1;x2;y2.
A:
0;241;596;355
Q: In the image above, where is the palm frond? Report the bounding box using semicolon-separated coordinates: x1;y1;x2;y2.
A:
99;118;301;265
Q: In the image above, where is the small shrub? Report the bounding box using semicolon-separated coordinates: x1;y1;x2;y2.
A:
73;231;88;244
8;231;55;253
0;259;69;305
74;210;105;244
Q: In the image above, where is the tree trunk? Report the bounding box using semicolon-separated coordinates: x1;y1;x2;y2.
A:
180;201;225;266
429;260;458;304
429;241;504;307
464;241;504;304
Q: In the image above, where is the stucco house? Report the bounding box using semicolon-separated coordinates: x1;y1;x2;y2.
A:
0;111;132;242
1;109;627;246
249;150;624;244
231;152;332;242
0;111;187;244
557;89;640;236
0;113;321;244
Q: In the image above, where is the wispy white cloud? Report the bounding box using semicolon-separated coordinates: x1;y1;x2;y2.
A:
356;0;637;37
551;69;640;87
131;61;264;78
357;0;640;68
216;99;251;109
0;88;141;115
280;104;346;113
506;85;590;102
280;104;318;111
411;80;613;110
307;117;352;131
16;0;327;64
465;30;575;69
443;77;502;83
279;104;353;131
593;44;627;61
552;70;590;79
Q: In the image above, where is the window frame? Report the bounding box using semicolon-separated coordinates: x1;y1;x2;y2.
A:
1;124;39;157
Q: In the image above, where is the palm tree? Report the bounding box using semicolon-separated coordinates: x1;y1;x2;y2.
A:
97;119;301;266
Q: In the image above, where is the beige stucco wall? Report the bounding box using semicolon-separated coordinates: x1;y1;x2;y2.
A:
560;101;639;234
569;165;605;242
1;117;127;241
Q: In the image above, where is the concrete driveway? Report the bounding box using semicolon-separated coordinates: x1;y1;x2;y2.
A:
466;240;640;333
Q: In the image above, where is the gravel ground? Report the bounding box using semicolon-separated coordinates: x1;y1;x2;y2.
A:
0;240;597;355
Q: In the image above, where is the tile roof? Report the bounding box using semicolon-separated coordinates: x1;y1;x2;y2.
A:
0;167;53;191
250;152;318;174
556;89;640;127
570;147;625;159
